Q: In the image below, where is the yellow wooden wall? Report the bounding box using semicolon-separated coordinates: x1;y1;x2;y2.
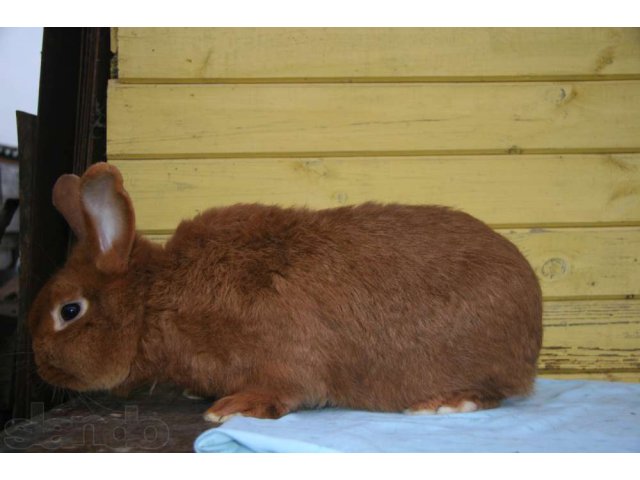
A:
107;28;640;382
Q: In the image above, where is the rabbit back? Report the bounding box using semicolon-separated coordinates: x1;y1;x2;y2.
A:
158;202;542;411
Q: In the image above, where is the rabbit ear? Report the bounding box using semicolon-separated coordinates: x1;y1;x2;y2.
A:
53;174;87;240
79;163;136;274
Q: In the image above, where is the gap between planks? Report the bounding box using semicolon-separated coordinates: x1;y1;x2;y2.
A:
114;74;640;84
107;147;640;161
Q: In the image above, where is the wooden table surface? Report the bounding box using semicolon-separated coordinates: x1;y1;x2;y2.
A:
0;386;215;452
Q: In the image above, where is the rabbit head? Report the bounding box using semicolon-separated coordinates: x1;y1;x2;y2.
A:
28;163;145;392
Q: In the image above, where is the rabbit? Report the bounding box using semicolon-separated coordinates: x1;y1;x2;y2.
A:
29;162;543;422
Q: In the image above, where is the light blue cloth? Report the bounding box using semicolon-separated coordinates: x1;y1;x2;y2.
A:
194;379;640;453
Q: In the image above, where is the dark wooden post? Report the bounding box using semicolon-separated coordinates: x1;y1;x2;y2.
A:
13;111;46;421
11;28;111;420
73;28;111;175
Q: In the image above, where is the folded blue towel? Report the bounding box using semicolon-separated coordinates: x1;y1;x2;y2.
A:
194;379;640;453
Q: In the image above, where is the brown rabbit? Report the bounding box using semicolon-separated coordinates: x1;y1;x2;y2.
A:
29;162;542;422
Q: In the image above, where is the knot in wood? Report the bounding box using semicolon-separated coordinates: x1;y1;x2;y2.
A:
541;257;568;280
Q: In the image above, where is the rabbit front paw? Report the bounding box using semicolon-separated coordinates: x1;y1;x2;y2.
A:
203;390;292;423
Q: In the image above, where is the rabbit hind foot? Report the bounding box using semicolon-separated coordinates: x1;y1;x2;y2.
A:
404;392;501;415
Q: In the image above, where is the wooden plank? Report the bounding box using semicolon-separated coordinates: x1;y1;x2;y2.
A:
115;28;640;81
143;227;640;299
14;29;92;420
110;154;640;229
503;228;640;299
13;29;111;420
107;81;640;157
538;372;640;383
539;300;640;372
73;28;111;175
13;112;39;425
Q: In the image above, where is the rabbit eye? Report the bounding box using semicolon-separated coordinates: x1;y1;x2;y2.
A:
61;303;81;321
52;297;88;331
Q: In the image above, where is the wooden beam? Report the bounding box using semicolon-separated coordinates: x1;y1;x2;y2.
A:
110;155;640;228
13;112;39;421
12;28;111;421
107;81;640;158
115;28;640;82
73;28;112;174
538;371;640;383
540;300;640;371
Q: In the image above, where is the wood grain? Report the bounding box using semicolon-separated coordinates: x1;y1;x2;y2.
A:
503;228;640;300
109;155;640;229
538;372;640;383
107;81;640;158
108;28;640;381
540;300;640;372
115;28;640;82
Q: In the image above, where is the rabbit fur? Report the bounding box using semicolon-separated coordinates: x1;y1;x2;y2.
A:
29;162;543;421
